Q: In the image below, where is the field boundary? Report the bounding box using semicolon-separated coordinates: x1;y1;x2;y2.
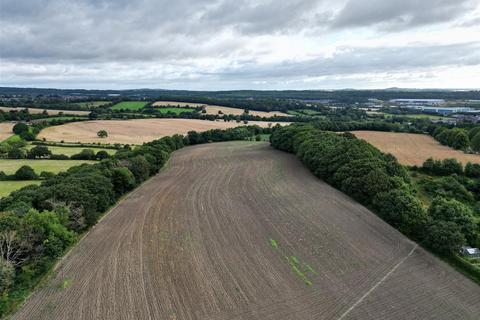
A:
337;244;418;320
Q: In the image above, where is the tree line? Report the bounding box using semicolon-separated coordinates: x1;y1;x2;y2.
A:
270;124;479;258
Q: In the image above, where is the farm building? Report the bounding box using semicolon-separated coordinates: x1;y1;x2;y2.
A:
460;246;480;258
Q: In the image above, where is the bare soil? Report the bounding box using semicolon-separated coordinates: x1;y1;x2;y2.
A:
38;119;288;144
12;142;480;320
353;130;480;166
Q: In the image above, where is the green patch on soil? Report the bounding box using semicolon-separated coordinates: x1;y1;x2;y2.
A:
269;238;317;286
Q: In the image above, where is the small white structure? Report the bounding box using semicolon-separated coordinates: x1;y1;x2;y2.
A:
460;246;480;258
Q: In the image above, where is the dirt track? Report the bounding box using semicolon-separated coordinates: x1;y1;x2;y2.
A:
13;142;480;320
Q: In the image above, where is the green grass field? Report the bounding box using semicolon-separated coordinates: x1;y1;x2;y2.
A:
70;101;109;109
287;109;323;116
155;107;196;114
1;134;22;145
111;101;149;110
0;180;41;198
25;144;117;157
0;159;94;175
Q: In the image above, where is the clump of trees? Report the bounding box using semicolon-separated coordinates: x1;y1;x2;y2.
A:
97;130;108;138
432;127;480;152
270;124;479;256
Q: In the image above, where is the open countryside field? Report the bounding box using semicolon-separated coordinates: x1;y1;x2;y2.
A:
155;107;196;114
13;142;480;320
111;101;149;110
0;122;14;141
25;144;117;157
0;180;41;198
0;107;90;116
352;131;480;166
0;159;94;175
69;101;109;109
38;119;289;144
153;101;291;117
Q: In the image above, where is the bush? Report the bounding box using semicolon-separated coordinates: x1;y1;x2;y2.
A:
12;123;29;135
50;154;70;160
27;145;51;159
465;162;480;178
95;150;110;160
424;221;466;254
6;148;25;159
71;149;96;160
0;259;14;293
13;166;37;180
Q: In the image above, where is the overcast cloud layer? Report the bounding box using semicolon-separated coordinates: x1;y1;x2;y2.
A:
0;0;479;90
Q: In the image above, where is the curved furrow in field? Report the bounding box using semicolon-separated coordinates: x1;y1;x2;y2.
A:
12;142;480;320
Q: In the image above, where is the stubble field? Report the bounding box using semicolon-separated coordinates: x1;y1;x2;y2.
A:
13;142;480;320
352;131;480;166
153;101;290;117
0;122;14;141
38;119;288;144
0;107;90;116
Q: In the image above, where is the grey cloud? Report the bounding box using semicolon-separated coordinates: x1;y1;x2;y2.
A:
205;42;480;81
332;0;476;30
0;0;479;89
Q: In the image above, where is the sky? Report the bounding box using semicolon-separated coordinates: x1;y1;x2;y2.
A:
0;0;479;90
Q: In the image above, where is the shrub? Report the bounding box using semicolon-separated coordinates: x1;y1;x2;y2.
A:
95;150;110;160
12;123;29;135
424;221;466;254
14;166;37;180
6;148;25;159
71;149;96;160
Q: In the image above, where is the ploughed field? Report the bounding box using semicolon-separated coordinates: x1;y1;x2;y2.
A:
353;131;480;166
38;119;288;144
13;142;480;320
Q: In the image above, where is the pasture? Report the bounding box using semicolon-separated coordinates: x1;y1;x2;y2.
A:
0;159;94;175
13;142;480;319
69;101;109;109
37;119;288;144
155;107;196;114
0;107;90;116
110;101;149;110
0;180;41;198
352;131;480;166
25;144;117;157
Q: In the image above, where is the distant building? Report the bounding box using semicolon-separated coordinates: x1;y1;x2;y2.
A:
460;246;480;258
403;105;474;114
389;99;445;105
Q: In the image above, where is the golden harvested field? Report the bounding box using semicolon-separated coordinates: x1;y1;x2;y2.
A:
153;101;290;117
13;142;480;320
0;107;90;116
38;119;289;144
0;122;14;141
352;131;480;166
